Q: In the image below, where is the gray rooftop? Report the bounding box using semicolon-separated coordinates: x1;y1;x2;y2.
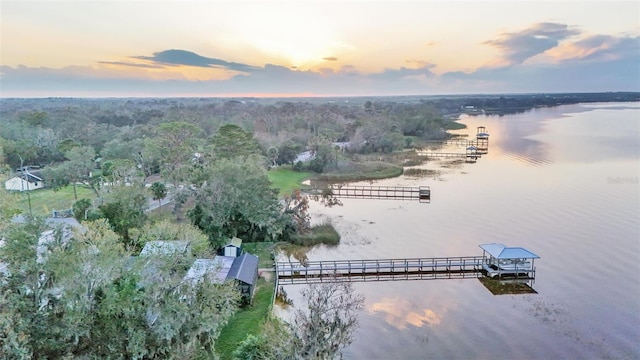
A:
140;240;190;256
183;256;235;286
226;253;259;285
46;217;82;229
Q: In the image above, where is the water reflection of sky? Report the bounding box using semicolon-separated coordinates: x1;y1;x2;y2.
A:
369;297;444;329
458;102;640;165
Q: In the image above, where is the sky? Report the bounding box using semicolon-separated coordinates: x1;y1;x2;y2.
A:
1;0;639;97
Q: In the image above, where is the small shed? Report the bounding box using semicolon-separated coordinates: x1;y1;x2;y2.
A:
226;253;259;303
140;240;191;257
222;237;243;257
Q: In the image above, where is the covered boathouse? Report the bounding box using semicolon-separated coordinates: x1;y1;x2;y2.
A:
480;243;539;279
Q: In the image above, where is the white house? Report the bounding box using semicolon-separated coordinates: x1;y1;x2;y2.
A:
4;171;44;191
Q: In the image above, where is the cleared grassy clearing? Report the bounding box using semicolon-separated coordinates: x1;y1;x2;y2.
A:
268;167;313;196
15;185;96;217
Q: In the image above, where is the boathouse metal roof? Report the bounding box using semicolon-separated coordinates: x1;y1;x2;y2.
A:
479;243;539;259
227;253;259;285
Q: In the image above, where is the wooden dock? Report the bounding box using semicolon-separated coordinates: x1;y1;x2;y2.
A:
276;256;485;284
418;138;488;155
420;139;476;147
415;150;481;159
327;185;431;202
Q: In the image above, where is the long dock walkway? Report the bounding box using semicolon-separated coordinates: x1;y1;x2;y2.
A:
420;139;487;147
415;150;482;159
420;139;475;146
276;256;485;284
326;185;431;202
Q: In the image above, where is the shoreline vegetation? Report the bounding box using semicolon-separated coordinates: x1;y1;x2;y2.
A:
318;161;404;182
289;223;340;247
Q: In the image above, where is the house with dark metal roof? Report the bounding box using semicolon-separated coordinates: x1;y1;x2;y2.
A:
182;252;259;304
226;253;259;303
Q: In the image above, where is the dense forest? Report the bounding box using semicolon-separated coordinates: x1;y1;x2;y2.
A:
2;92;637;170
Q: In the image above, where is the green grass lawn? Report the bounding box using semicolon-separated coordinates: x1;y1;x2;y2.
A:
445;120;467;130
268;167;312;196
215;276;275;359
15;185;97;217
243;242;276;268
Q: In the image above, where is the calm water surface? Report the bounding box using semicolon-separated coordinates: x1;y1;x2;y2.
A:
276;103;640;359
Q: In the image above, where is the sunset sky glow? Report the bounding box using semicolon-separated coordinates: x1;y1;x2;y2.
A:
1;0;639;97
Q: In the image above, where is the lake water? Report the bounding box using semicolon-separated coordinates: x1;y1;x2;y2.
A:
275;102;640;359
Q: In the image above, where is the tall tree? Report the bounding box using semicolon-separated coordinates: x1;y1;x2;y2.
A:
266;146;279;167
0;142;8;175
188;157;289;247
98;185;148;245
292;281;364;359
149;181;167;209
61;146;97;199
209;124;261;160
233;281;364;360
100;158;141;187
232;319;296;360
0;164;21;232
277;140;303;166
282;189;311;234
0;219;240;359
0;218;70;357
144;121;204;185
129;219;212;258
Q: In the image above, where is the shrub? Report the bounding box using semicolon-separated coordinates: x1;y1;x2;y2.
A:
72;198;92;221
290;223;340;246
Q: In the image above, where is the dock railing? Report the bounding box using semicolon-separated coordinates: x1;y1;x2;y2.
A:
415;149;484;159
276;256;484;284
325;185;431;202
